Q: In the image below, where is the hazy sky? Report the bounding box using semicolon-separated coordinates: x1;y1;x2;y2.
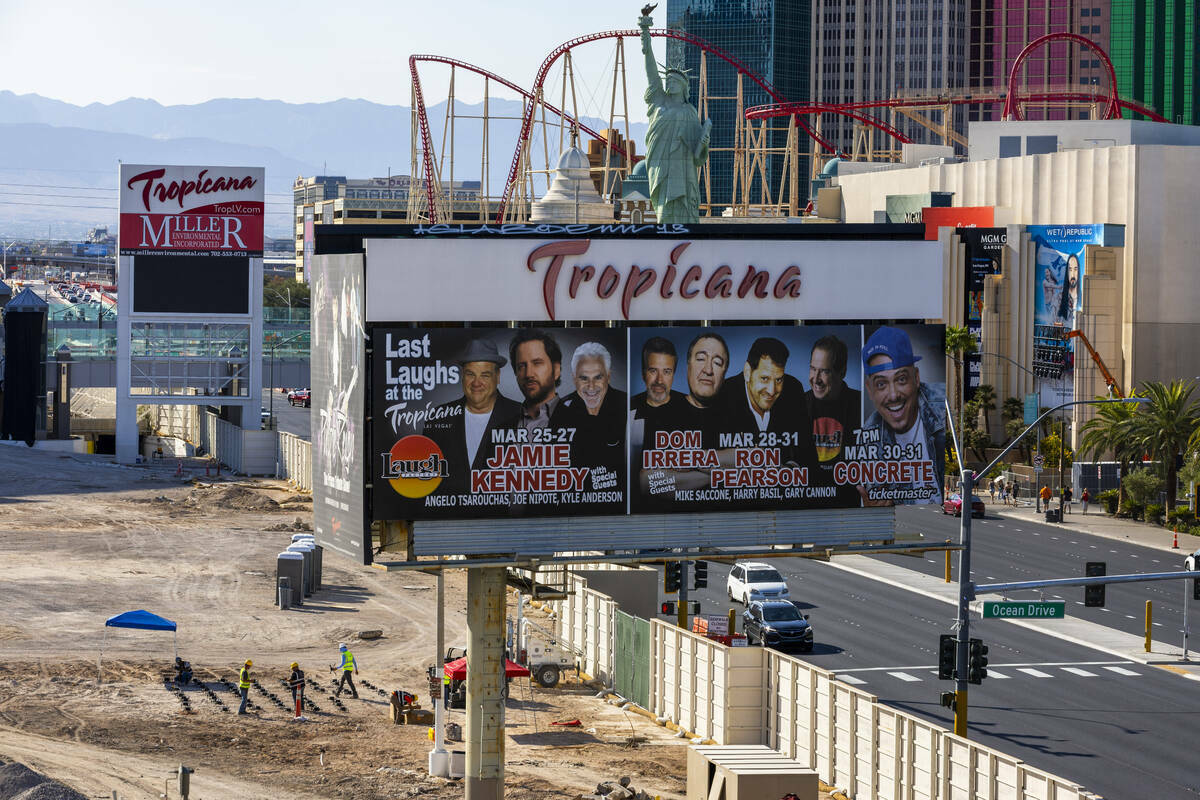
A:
0;0;661;112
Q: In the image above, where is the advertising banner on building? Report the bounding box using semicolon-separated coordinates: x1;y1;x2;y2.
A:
118;164;265;257
924;207;995;241
371;323;946;521
885;192;952;223
1028;224;1104;406
960;228;1006;403
312;254;369;562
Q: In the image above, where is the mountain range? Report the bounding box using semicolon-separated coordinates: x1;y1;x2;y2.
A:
0;91;647;240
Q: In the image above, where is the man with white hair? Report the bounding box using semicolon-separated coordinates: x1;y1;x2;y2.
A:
556;341;627;478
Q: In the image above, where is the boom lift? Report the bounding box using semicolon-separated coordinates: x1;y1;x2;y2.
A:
1065;329;1123;398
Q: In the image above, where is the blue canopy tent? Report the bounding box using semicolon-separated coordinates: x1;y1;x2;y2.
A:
97;610;178;683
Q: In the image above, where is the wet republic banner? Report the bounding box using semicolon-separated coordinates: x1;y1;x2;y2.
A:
372;324;945;521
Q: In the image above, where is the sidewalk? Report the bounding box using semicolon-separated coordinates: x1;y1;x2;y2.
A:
986;498;1200;556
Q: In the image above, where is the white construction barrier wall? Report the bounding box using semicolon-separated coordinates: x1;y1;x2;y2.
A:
277;431;312;492
553;572;1092;800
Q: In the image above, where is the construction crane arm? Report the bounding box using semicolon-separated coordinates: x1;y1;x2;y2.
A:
1066;329;1123;397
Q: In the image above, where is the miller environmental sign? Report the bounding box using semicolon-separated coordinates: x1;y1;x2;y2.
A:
982;601;1066;619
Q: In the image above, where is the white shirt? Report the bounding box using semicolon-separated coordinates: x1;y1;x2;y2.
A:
464;409;490;466
894;415;939;498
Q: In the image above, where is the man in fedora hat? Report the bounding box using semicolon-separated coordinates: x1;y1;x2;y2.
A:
421;338;522;496
861;326;946;505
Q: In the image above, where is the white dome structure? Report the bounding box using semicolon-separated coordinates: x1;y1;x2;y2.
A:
530;146;615;224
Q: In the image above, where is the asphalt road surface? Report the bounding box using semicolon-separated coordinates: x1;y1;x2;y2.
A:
261;388;310;440
654;523;1200;798
888;504;1193;648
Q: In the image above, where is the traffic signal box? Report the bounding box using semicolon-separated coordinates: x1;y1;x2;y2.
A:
938;634;956;680
1085;561;1106;607
694;560;708;590
661;601;676;615
967;638;989;684
664;561;682;593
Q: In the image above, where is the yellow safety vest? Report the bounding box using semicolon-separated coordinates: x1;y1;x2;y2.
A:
341;652;355;671
443;672;451;685
239;667;251;690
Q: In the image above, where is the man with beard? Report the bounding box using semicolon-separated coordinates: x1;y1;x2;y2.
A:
804;335;862;505
421;339;520;496
554;342;626;480
861;326;945;505
631;336;686;416
508;329;566;432
636;331;730;506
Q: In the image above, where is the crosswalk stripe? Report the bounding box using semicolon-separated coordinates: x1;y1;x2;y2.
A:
888;672;922;682
1104;666;1140;676
1016;668;1054;678
839;675;867;685
1061;667;1098;677
986;670;1010;679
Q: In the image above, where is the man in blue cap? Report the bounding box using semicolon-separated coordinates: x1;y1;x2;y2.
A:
861;326;945;505
332;643;359;699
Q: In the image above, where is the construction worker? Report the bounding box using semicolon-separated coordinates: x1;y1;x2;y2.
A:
288;661;306;719
238;660;252;715
332;644;359;699
173;656;192;686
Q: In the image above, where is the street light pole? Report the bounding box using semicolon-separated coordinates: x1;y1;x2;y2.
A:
949;396;1146;738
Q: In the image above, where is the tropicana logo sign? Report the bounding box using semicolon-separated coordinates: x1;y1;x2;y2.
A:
125;167;259;212
525;239;802;321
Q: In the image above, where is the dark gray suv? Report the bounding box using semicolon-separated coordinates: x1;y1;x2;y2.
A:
742;600;813;653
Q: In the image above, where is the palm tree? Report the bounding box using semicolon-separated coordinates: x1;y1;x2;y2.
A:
1129;380;1200;513
1079;395;1140;513
944;326;977;444
975;384;997;436
1002;396;1024;424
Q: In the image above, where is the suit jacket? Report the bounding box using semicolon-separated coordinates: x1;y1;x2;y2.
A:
718;374;820;473
422;393;522;495
554;388;628;476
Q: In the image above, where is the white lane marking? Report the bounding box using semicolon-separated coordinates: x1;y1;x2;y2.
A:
1110;550;1118;553
839;675;867;685
1153;559;1161;564
1104;666;1140;676
1125;615;1136;619
1014;529;1022;532
888;672;922;682
1090;545;1098;549
1017;668;1055;678
1052;595;1063;599
986;670;1010;679
1062;667;1098;677
1153;622;1164;627
1033;532;1040;535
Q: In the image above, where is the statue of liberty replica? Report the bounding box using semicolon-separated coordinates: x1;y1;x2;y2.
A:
639;5;712;224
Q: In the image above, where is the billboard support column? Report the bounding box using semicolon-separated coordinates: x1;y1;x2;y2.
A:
466;566;505;800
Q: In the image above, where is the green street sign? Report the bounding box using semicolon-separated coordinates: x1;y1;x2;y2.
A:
982;601;1066;619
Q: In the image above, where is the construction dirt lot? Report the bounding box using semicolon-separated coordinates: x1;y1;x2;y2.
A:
0;445;840;799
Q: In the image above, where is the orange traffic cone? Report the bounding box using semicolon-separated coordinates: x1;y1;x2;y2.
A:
1173;528;1180;549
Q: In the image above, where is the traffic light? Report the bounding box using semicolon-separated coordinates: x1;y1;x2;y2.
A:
967;638;989;684
660;601;676;615
938;634;956;680
664;561;682;593
693;560;708;590
1187;554;1200;599
1085;561;1106;607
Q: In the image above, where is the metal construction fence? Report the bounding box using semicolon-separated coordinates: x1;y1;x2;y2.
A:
552;567;1091;800
150;404;312;491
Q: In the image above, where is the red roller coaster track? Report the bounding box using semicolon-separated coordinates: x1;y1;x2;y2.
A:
493;28;841;223
411;31;1165;223
409;54;631;225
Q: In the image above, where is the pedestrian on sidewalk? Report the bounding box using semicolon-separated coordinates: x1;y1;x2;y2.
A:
989;480;996;503
332;644;359;699
1064;486;1073;514
1040;485;1052;511
1012;480;1021;505
238;659;252;715
1001;482;1009;506
1081;488;1090;514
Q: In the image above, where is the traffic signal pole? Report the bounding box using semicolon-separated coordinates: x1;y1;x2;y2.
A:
947;396;1146;739
954;467;974;737
677;561;689;630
